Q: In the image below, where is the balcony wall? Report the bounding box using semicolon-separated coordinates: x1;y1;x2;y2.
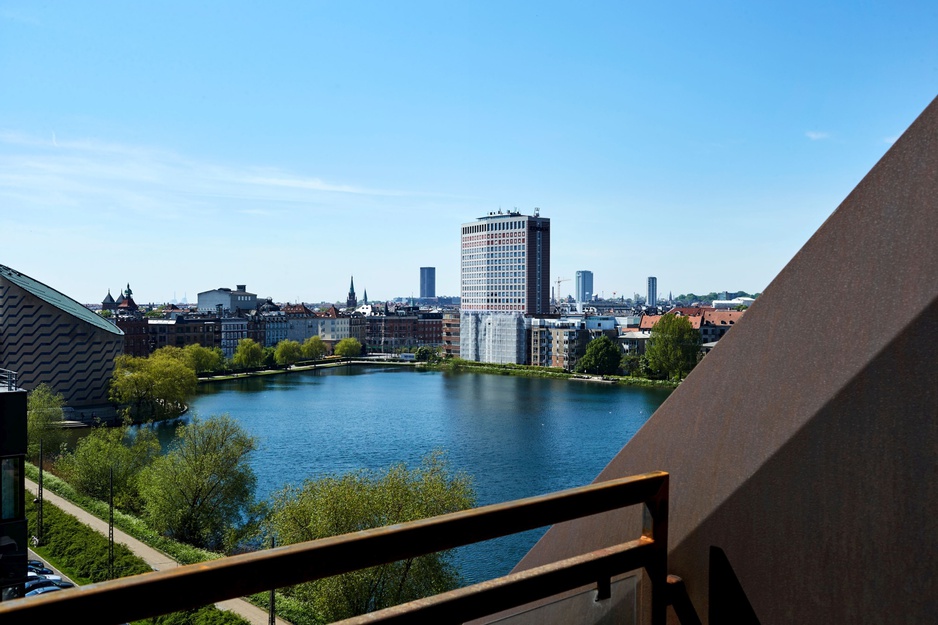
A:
509;95;938;624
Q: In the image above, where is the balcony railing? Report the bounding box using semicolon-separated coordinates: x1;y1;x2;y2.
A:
0;368;17;391
0;471;669;625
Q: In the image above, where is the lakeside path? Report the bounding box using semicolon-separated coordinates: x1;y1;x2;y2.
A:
24;478;291;625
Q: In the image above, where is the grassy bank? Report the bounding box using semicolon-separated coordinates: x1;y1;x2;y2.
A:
423;358;679;389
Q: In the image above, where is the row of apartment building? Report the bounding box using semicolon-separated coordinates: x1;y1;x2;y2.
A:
117;303;742;370
115;303;445;359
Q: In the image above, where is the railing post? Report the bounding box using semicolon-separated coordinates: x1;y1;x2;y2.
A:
642;473;669;625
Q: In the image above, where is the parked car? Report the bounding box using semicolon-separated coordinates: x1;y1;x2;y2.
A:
26;571;62;582
24;578;73;592
26;585;64;597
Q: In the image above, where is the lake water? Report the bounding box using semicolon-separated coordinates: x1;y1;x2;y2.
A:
184;365;671;583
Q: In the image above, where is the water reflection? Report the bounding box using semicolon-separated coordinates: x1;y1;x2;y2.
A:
65;367;669;582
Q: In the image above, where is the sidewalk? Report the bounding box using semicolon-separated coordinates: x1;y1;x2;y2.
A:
24;478;291;625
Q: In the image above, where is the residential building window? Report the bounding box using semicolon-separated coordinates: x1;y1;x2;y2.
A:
1;456;24;521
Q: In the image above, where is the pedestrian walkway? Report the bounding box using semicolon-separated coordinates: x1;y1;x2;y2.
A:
25;478;291;625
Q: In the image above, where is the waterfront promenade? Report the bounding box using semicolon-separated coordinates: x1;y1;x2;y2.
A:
24;478;291;625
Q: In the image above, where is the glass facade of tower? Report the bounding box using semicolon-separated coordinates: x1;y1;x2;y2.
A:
575;270;593;303
419;267;436;298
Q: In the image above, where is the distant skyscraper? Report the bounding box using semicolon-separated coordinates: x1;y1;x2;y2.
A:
647;276;657;307
575;270;593;303
420;267;436;298
460;210;550;363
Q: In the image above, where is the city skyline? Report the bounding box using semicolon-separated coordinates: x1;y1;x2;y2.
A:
1;2;935;304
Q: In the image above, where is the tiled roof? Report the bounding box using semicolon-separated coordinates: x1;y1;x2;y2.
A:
640;314;702;330
702;310;745;326
666;306;712;316
282;303;314;315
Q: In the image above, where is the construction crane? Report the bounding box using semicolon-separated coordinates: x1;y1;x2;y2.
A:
553;277;571;304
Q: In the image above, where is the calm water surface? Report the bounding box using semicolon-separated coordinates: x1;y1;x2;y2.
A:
184;365;670;583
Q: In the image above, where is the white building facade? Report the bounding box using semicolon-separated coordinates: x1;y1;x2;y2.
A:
197;285;258;314
459;210;550;363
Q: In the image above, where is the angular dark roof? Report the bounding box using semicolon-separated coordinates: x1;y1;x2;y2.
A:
0;264;122;335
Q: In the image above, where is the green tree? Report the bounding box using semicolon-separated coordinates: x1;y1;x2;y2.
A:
620;353;649;377
110;351;199;422
232;338;265;369
334;337;362;358
274;340;303;366
151;345;187;363
301;335;326;361
139;415;258;551
56;425;160;514
413;346;440;363
574;335;622;375
183;343;226;374
26;383;67;462
269;452;475;622
645;314;700;380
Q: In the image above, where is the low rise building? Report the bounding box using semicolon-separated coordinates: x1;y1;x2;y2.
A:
529;315;619;370
442;311;460;358
198;284;258;314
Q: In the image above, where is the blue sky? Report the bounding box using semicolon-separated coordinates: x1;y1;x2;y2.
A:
1;2;935;305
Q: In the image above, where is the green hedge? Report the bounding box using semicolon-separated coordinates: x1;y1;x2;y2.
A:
135;606;250;625
27;498;150;583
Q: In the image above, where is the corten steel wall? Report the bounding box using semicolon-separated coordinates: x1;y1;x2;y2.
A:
508;96;938;624
0;274;123;409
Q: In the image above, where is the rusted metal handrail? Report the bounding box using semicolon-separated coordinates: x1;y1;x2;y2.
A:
336;539;655;625
0;471;668;625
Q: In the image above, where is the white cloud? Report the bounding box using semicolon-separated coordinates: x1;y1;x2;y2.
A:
805;131;830;141
0;131;417;222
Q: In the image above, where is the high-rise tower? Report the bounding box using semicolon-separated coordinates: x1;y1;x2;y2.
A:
420;267;436;299
460;210;550;315
647;276;657;307
460;210;550;363
575;270;593;303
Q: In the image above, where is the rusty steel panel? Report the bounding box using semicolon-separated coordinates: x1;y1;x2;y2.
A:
512;95;938;624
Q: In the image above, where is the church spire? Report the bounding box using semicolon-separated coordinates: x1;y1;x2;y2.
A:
347;276;358;308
